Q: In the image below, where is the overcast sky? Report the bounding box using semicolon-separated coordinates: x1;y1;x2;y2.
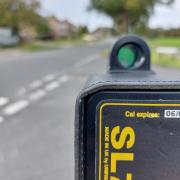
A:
40;0;180;31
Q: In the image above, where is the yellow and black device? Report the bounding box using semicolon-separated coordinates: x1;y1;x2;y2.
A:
75;35;180;180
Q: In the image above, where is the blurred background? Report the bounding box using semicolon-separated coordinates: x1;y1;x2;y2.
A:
0;0;179;179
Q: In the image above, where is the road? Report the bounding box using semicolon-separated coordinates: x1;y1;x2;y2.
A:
0;40;180;180
0;41;110;180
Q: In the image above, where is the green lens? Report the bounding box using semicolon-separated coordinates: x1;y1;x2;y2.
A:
118;47;136;68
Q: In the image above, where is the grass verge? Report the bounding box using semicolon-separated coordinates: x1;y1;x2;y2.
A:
148;37;180;49
21;38;85;52
21;43;56;52
148;37;180;68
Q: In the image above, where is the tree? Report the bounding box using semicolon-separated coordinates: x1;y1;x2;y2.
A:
77;26;89;37
0;0;41;35
36;19;52;39
90;0;174;33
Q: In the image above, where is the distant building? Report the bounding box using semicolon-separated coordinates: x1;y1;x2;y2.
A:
46;16;61;38
47;16;77;39
19;24;37;41
0;27;19;46
59;20;77;38
92;27;111;39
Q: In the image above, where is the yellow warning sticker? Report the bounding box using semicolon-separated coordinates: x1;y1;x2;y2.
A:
98;102;180;180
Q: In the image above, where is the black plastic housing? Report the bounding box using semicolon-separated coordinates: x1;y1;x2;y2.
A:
75;71;180;180
110;35;151;72
75;35;180;180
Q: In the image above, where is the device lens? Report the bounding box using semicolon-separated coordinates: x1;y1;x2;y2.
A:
118;46;136;68
117;44;145;69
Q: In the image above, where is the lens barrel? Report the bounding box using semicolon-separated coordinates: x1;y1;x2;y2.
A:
110;35;151;72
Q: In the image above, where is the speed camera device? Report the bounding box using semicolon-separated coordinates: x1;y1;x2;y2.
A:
75;35;180;180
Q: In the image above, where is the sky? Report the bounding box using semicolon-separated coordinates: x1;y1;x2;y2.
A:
40;0;180;31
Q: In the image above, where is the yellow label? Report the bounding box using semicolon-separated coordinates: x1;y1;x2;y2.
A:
98;102;180;180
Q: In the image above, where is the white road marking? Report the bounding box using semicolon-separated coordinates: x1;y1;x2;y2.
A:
17;88;26;96
45;81;60;92
0;97;9;107
0;117;4;124
59;75;70;83
75;54;99;68
30;80;43;89
3;100;29;116
29;90;46;101
43;74;55;82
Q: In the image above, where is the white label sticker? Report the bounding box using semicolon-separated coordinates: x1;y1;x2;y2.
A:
164;110;180;118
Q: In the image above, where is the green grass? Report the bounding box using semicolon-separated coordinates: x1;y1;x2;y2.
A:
49;38;85;46
148;37;180;49
21;43;56;52
21;38;85;52
151;49;180;68
148;37;180;68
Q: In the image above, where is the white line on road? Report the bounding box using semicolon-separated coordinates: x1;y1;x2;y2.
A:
29;90;46;101
45;81;60;92
59;75;70;84
3;100;29;116
0;97;9;107
43;74;56;82
30;80;43;89
75;54;100;68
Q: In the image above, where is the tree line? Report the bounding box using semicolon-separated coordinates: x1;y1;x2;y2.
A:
0;0;50;37
90;0;175;33
0;0;177;39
